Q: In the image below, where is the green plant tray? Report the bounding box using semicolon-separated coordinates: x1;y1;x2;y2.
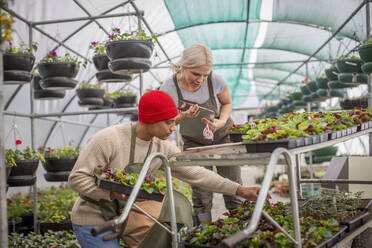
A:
228;131;244;142
315;225;347;248
340;211;370;233
95;174;164;202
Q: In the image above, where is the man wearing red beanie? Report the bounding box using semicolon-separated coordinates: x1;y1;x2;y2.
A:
69;90;264;248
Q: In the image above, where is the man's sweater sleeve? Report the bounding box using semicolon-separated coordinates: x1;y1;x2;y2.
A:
68;133;113;201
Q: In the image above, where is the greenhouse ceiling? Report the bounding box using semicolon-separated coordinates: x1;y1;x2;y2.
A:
1;0;371;147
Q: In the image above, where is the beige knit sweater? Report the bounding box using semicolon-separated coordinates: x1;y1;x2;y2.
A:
68;123;239;225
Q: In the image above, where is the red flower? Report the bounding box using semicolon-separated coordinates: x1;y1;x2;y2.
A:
15;139;22;145
24;200;30;204
51;50;57;56
157;175;163;179
51;246;56;248
37;192;41;195
188;184;191;188
7;199;12;203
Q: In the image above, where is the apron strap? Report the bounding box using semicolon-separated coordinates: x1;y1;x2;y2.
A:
129;123;154;165
206;71;218;110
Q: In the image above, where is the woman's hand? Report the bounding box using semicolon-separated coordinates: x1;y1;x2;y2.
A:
201;118;226;132
179;103;200;120
235;186;271;202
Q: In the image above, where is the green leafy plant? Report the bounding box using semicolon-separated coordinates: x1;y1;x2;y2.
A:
7;42;38;55
9;230;81;248
109;88;137;98
89;41;105;55
38;144;81;159
39;50;88;68
108;27;157;43
7;192;34;221
78;80;103;89
96;167;167;194
5;147;45;167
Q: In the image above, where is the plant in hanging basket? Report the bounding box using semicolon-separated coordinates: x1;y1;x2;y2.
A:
3;42;38;84
105;27;157;74
111;88;137;108
0;12;14;42
76;81;105;107
336;52;363;73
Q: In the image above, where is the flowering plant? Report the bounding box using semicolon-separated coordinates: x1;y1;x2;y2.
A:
108;27;157;42
38;144;81;159
0;12;13;41
39;50;88;68
7;42;38;55
89;41;105;55
5;146;45;167
301;77;310;84
7;192;34;220
78;80;103;89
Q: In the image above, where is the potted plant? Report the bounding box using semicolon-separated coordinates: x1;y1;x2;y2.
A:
3;42;37;84
39;144;80;182
300;77;311;95
358;40;372;73
6;144;45;187
37;50;87;90
336;52;367;85
76;81;105;107
315;73;329;89
105;27;157;74
111;88;137;108
33;74;66;100
90;41;132;82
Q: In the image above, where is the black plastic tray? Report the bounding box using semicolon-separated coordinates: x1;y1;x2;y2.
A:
319;133;329;143
329;131;337;140
315;225;347;248
95;175;164;202
340;211;370;232
179;242;217;248
228;132;244;142
244;139;298;153
359;122;369;131
358;199;372;211
304;136;313;146
311;135;320;144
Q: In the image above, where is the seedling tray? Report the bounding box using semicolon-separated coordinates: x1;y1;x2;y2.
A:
244;138;298;153
311;135;320;144
95;175;164;202
358;199;372;211
304;136;313;146
329;131;338;140
228;131;244;142
315;225;347;248
319;133;329;143
340;211;370;232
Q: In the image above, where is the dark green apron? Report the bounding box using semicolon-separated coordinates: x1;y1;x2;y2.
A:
82;123;193;247
173;71;234;146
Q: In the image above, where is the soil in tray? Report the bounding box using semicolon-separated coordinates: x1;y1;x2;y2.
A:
95;176;164;202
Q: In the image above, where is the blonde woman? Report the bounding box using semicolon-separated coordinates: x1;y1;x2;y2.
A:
160;43;242;219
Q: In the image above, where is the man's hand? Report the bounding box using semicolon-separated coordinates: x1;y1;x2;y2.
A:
235;186;271;202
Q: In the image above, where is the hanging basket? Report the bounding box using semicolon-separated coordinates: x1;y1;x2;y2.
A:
76;88;104;99
108;57;152;74
290;92;302;101
361;62;372;74
38;62;78;78
302;95;312;103
300;85;311;95
92;54;110;70
336;59;363;73
3;53;35;71
42;157;78;172
7;160;39;186
328;80;357;89
359;43;372;63
39;76;78;90
78;97;104;107
95;69;132;82
306;81;318;92
33;76;66;100
325;67;339;81
4;70;33;84
44;171;70;182
315;77;329;89
338;73;368;85
114;95;137;108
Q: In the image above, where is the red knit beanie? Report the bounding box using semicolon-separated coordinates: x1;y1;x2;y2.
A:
138;90;178;124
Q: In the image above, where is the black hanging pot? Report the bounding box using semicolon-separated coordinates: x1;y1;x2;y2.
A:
362;62;372;74
41;156;78;172
329;89;344;98
38;62;78;78
306;81;318;92
325;67;339;81
338;73;368;84
92;54;110;70
34;89;66;100
76;88;105;99
359;43;372;63
105;40;154;60
7;160;39;186
103;97;114;108
95;69;132;82
336;59;363;73
328;80;357;89
44;171;70;182
300;85;311;95
78;97;104;107
315;77;329;89
39;76;78;90
289;92;302;101
114;95;137;108
8;159;39;176
4;70;33;84
3;53;35;71
108;57;152;74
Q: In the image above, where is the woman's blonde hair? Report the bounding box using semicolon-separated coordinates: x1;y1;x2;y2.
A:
171;43;213;72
